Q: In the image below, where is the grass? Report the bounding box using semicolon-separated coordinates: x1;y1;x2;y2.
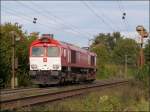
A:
96;64;128;79
15;65;149;112
17;80;149;112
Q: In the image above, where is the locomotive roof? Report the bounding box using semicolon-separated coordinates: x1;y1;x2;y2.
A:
30;37;60;46
60;41;96;56
30;37;96;56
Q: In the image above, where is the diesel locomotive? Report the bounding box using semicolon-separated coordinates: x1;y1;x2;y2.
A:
29;34;97;85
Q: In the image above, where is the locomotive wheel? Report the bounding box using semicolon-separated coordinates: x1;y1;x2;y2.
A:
59;77;65;85
88;79;95;83
72;77;76;83
38;84;46;88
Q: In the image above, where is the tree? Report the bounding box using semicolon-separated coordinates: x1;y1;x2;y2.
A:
91;44;110;66
0;23;37;87
112;38;139;66
91;32;140;79
16;35;37;86
0;23;24;87
92;32;122;51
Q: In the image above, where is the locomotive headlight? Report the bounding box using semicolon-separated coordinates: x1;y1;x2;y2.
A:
53;64;59;70
31;64;37;70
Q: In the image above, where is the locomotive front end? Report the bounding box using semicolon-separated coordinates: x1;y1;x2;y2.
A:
29;34;61;85
30;46;61;71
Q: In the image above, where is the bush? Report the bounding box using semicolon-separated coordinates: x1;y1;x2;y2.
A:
134;65;149;87
17;71;32;87
96;64;125;79
96;65;109;79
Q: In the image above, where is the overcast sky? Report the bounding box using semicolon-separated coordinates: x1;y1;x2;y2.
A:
1;1;149;47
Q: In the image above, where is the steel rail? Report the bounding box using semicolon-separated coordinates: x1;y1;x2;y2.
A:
0;82;96;95
0;87;40;95
0;79;128;110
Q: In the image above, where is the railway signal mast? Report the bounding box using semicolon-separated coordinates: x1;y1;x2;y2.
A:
136;25;149;68
10;31;18;89
10;23;23;89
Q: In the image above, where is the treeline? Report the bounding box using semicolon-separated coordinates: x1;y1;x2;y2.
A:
0;23;149;88
91;32;149;85
91;32;139;66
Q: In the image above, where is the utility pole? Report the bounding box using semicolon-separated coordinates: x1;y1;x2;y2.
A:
10;23;23;89
11;31;16;89
125;54;127;78
88;39;94;51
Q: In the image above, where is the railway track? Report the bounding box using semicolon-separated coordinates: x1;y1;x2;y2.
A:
1;87;40;95
0;79;129;110
0;83;96;96
0;81;99;95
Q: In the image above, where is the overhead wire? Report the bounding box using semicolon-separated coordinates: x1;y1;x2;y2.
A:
16;1;64;31
117;0;130;35
3;9;91;47
17;1;92;39
2;2;66;32
3;8;58;32
30;1;93;39
81;1;116;32
89;1;122;32
120;1;131;37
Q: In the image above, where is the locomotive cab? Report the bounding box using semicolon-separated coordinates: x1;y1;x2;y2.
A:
30;45;61;71
29;34;62;85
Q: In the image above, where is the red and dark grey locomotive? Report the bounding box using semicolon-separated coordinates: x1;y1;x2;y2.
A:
29;34;97;85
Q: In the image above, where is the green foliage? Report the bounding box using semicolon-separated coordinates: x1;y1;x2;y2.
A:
91;44;110;65
0;23;36;87
16;36;36;86
0;23;24;87
96;65;109;79
112;38;139;65
134;65;149;87
91;32;140;79
93;32;122;51
96;64;125;79
25;84;149;112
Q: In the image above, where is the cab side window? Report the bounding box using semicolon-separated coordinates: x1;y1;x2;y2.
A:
71;50;76;64
62;48;67;57
91;56;95;65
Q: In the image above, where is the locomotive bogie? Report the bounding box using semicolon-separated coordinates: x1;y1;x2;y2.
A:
30;70;61;85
